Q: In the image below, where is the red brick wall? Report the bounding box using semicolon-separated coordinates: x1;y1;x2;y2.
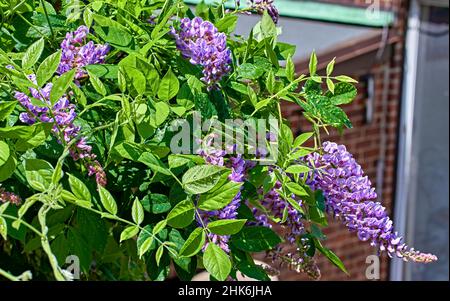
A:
273;0;409;281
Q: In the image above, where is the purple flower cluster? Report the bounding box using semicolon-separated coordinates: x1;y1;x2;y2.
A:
14;74;107;186
196;136;249;252
304;141;437;263
0;188;22;206
171;17;232;89
253;178;305;244
58;26;110;80
249;0;279;24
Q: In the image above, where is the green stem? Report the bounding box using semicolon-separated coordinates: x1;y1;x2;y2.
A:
168;170;183;187
194;208;212;243
38;205;66;281
40;0;54;40
250;75;307;117
277;101;283;124
0;214;44;237
0;267;19;281
64;200;178;258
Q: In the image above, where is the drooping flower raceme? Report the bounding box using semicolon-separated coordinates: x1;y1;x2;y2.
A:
196;136;249;253
171;17;232;89
249;0;279;24
58;25;110;80
14;75;107;186
304;141;437;263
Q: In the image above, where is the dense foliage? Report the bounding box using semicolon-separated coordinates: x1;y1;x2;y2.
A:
0;0;436;281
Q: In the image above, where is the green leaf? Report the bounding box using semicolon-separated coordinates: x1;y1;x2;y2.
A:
326;78;335;94
281;123;294;145
68;173;91;202
171;106;186;117
309;205;328;226
194;92;217;118
22;38;44;69
266;70;275;94
158;68;179;101
311;76;322;83
142;194;171;214
118;69;127;92
24;159;54;191
260;10;277;38
309;51;317;75
335;75;358;83
83;8;94;27
293;132;314;148
15;123;52;152
229;81;248;94
182;165;224;194
88;71;107;96
314;238;349;275
50;69;76;105
197;181;243;211
327;82;357;105
138;152;171;175
0;126;34;139
132;197;145;225
122;66;146;94
85;64;118;79
179;227;205;258
237;63;264;80
215;15;238;34
36;50;61;86
275;42;297;60
285;165;311;174
153;219;167;235
286;54;295;81
247;86;257;106
61;190;91;208
166;200;195;228
0;141;9;166
0;101;17;121
120;225;139;242
207;219;246;235
137;225;156;257
231;226;282;252
0;202;9;215
93;15;133;48
285;182;309;196
139;236;155;259
98;185;118;215
0;217;7;240
155;244;165;266
203;243;232;281
326;58;335;77
285;197;304;215
154;101;170;126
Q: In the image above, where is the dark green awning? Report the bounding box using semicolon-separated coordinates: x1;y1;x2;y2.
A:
183;0;395;27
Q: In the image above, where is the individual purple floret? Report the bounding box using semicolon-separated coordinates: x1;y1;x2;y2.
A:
170;17;232;90
14;74;107;186
249;0;279;24
303;141;437;263
58;25;110;80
